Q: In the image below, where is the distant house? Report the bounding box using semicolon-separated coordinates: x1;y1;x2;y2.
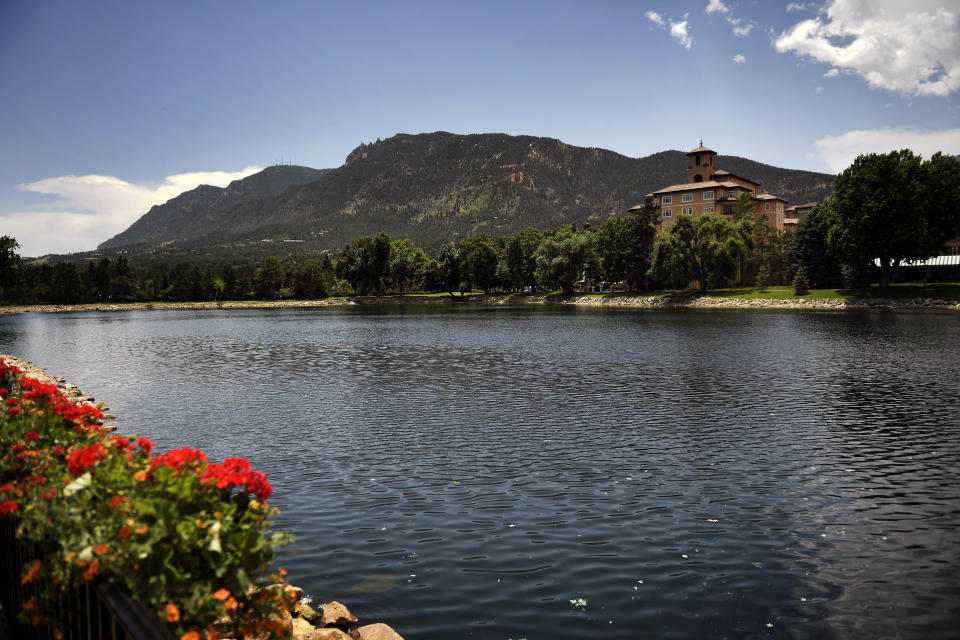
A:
783;202;818;229
631;143;788;230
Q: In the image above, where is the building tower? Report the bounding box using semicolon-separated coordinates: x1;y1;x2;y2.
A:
686;142;717;183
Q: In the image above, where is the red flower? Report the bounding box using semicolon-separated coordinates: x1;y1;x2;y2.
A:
25;431;40;441
5;398;17;406
67;443;107;477
151;447;207;474
135;437;154;454
200;457;271;501
110;496;126;508
0;387;8;395
6;407;19;417
0;500;18;515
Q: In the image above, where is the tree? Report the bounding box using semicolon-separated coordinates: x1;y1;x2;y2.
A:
255;257;285;299
0;236;22;302
505;228;543;292
648;213;750;291
458;233;499;294
790;206;842;288
918;152;960;258
821;150;931;289
389;239;428;296
755;265;770;292
336;233;392;296
596;197;660;291
291;259;327;299
533;226;596;294
433;243;462;296
793;266;810;295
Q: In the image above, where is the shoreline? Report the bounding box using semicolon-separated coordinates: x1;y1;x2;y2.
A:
1;293;958;315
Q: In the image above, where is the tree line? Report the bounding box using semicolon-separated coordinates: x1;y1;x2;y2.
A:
1;149;957;305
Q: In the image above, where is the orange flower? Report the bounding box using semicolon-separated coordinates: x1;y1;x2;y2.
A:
225;597;238;612
94;544;108;556
165;603;180;622
135;525;148;535
134;469;148;482
180;632;199;640
21;559;41;584
83;559;99;581
206;631;218;640
212;588;230;601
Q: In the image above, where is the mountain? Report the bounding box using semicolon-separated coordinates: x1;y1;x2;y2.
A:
98;165;331;249
99;132;835;256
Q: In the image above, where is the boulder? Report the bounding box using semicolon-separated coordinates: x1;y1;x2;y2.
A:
292;616;316;639
349;623;404;640
300;602;322;623
321;601;357;628
304;630;352;640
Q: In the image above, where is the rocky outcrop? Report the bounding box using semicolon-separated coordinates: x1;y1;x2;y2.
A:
349;623;405;640
320;602;358;629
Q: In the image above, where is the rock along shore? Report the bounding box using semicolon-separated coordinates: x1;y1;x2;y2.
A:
1;293;958;315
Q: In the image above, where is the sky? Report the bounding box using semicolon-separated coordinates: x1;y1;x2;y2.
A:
1;0;958;257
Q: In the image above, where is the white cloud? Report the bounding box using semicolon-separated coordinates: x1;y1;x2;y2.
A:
775;0;960;97
670;18;693;50
4;166;261;256
786;2;810;12
648;11;693;49
823;68;840;78
705;0;756;38
816;86;824;94
733;54;746;64
706;0;729;15
815;127;960;173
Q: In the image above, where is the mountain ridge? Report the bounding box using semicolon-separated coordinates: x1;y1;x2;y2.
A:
98;132;836;256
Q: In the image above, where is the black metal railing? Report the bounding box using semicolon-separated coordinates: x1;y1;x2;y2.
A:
1;517;175;640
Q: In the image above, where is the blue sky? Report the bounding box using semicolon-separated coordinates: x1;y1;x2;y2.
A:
1;0;958;256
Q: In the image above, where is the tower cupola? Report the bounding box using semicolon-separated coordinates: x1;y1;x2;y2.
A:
686;141;717;183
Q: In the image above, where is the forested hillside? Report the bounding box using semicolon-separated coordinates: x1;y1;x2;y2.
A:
93;132;835;262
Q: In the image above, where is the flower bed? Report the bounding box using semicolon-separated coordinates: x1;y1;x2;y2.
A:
0;357;296;639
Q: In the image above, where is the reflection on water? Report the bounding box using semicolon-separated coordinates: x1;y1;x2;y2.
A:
1;306;958;639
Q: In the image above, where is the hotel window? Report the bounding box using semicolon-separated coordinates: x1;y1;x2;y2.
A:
777;203;784;211
704;205;715;213
661;195;672;205
723;206;734;214
682;193;693;202
663;209;672;217
704;191;714;200
726;190;737;199
764;203;771;211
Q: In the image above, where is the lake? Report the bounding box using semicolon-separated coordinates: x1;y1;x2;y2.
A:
1;305;958;639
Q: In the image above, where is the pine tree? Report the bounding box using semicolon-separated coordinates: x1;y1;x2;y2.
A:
793;266;810;296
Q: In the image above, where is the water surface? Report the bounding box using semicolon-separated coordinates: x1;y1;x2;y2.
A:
1;305;958;639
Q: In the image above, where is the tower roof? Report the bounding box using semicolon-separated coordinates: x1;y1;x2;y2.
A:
687;144;716;155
